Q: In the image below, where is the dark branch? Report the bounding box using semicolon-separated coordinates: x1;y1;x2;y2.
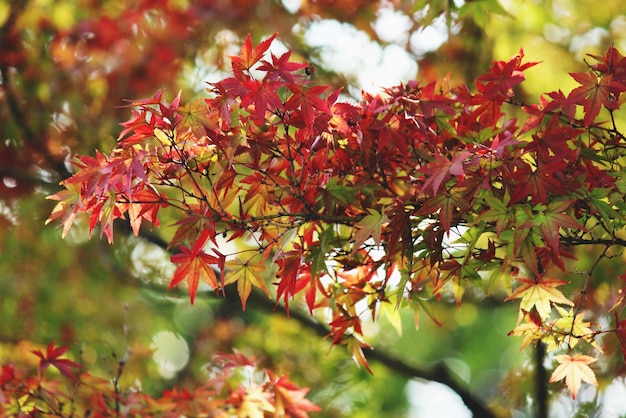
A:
534;341;548;418
119;224;496;418
561;236;626;248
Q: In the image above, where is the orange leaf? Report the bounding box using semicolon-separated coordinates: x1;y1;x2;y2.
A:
169;231;219;304
230;33;278;75
508;311;544;351
271;373;322;418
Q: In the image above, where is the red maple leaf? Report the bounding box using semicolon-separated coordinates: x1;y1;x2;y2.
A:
230;33;278;77
545;89;579;122
269;372;321;417
476;48;538;99
569;71;625;126
240;78;283;124
257;51;308;83
31;342;83;381
421;151;471;195
284;84;330;130
415;188;471;232
275;252;309;311
509;158;566;205
588;46;626;80
169;230;221;304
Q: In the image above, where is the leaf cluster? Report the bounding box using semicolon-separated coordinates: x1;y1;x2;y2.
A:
46;35;626;400
0;342;319;417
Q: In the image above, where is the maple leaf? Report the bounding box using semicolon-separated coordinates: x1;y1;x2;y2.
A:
552;306;600;350
31;342;83;382
240;78;283;124
45;182;83;238
224;256;270;310
169;230;221;304
545;89;579;122
257;50;307;84
518;199;585;269
506;276;574;319
508;159;567;205
126;187;165;236
269;373;321;418
415;188;471;232
588;46;626;78
476;193;515;236
275;251;309;311
568;70;625;126
351;208;388;255
230;33;278;76
549;353;598;400
284;84;330;130
508;310;544;351
346;335;373;374
229;384;275;418
421;151;471;195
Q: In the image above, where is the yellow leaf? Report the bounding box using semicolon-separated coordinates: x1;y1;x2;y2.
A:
224;256;270;310
45;182;82;238
380;295;403;336
238;385;275;418
506;276;574;319
154;128;174;145
552;306;601;351
549;353;597;400
346;335;373;374
508;311;544;351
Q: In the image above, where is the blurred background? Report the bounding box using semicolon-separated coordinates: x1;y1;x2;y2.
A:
2;0;626;416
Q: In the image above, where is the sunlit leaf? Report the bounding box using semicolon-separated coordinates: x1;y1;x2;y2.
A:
549;353;598;400
506;276;574;319
224;256;270;310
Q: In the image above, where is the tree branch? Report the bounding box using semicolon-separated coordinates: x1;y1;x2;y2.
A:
561;236;626;247
534;341;548;418
114;224;496;418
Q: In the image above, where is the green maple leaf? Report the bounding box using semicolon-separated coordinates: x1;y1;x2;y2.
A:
224;256;270;310
351;209;388;255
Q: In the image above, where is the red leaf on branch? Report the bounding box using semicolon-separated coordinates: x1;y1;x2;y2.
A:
285;84;330;130
509;158;566;205
257;51;308;83
169;230;220;304
476;48;538;99
421;151;471;195
569;70;625;126
275;252;309;312
269;373;322;418
230;33;278;76
31;342;82;382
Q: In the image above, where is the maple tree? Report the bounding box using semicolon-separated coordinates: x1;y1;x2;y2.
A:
45;34;626;406
5;0;626;417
